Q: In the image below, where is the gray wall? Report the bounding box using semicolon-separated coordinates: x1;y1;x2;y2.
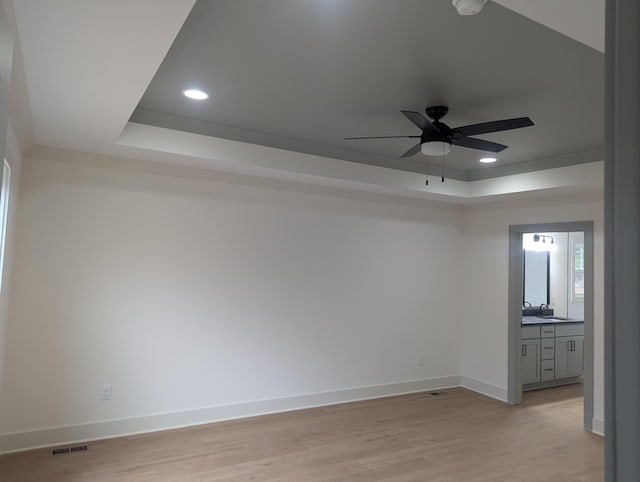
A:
605;0;640;480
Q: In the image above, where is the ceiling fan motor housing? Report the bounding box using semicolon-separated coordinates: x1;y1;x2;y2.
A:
425;106;449;121
423;106;453;144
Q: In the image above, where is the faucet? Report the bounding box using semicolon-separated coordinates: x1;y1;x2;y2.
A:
538;304;549;316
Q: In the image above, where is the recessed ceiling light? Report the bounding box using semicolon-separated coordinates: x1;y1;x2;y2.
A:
479;157;497;164
183;89;209;100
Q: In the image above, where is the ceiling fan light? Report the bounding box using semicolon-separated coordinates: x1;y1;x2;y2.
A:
452;0;487;15
421;141;451;156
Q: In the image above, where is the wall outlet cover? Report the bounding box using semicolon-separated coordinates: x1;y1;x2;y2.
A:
100;384;112;401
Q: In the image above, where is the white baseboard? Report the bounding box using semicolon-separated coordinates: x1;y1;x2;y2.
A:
460;376;508;402
592;416;605;436
0;376;461;454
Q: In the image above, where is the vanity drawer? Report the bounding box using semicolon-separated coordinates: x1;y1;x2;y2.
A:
540;338;555;359
556;324;584;337
521;326;540;340
540;326;555;338
541;359;555;381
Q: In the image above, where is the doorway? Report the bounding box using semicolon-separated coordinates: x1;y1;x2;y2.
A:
507;221;594;432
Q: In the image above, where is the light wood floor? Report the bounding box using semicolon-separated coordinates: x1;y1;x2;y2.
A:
0;384;603;481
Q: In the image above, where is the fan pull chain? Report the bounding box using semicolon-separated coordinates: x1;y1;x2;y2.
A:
426;156;429;185
441;151;445;182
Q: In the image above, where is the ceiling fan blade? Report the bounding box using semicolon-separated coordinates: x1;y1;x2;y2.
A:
344;135;420;140
455;117;534;137
400;142;422;158
452;136;508;153
401;110;441;136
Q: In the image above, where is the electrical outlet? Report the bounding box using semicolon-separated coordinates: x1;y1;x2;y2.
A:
100;384;112;401
418;355;424;366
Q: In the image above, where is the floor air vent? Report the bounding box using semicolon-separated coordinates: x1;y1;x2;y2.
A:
51;445;88;456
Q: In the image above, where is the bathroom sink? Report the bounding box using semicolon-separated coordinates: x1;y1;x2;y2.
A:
540;316;569;321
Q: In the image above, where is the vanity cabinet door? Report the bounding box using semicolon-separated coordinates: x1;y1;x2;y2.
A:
555;337;571;379
521;341;540;384
570;336;584;377
555;335;584;379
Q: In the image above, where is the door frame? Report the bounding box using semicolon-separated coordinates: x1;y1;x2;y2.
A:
508;221;594;432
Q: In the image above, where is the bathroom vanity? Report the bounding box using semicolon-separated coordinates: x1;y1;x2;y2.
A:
521;318;584;389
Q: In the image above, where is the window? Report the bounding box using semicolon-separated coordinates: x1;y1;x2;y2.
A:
571;235;584;302
0;159;11;292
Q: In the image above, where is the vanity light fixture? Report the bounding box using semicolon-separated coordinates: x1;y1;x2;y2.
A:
526;233;559;252
183;89;209;100
479;157;496;164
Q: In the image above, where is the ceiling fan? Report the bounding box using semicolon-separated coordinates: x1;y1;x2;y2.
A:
345;106;534;159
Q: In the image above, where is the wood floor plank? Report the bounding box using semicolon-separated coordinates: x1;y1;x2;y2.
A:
0;384;603;481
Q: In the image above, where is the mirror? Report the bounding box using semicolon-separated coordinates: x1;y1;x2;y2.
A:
523;249;549;306
522;232;585;320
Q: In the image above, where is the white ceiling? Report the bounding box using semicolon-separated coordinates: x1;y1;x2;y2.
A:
9;0;605;204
